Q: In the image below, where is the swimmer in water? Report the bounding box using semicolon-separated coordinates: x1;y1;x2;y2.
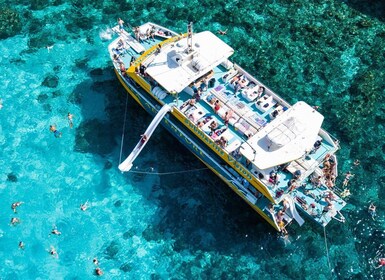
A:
375;258;385;269
93;258;99;266
67;113;74;128
11;201;23;213
49;246;58;258
80;201;88;211
51;226;62;235
340;189;351;198
217;29;228;35
10;217;20;225
19;241;25;249
49;125;62;138
369;203;376;220
95;267;103;276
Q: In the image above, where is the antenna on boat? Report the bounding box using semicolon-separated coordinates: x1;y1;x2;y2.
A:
187;22;193;53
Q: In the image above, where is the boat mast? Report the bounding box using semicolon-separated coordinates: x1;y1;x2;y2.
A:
187;22;193;53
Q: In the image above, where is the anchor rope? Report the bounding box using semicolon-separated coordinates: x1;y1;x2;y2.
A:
119;93;129;164
323;226;333;278
128;167;209;176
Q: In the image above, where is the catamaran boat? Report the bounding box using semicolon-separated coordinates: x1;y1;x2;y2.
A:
108;22;346;232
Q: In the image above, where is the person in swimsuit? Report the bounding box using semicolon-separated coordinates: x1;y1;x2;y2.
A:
369;203;376;220
80;201;88;211
10;217;20;225
50;125;62;138
117;18;124;32
95;267;103;276
51;226;62;235
375;258;385;269
67;113;74;128
11;201;23;213
49;246;58;258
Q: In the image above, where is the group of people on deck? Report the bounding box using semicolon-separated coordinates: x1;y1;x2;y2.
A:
321;153;337;189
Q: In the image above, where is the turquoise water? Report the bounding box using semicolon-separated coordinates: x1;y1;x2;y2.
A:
1;0;385;279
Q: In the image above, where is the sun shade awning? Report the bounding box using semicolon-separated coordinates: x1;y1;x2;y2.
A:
240;102;324;170
145;31;234;93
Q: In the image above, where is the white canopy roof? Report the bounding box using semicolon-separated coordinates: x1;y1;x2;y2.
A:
145;31;234;93
240;102;324;170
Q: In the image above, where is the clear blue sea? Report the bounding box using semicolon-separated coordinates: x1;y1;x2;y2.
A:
1;0;385;279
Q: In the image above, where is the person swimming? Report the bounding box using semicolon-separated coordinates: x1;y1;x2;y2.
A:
49;125;62;138
10;217;20;225
19;241;25;249
51;227;62;235
80;201;88;211
67;113;74;128
49;246;58;258
375;258;385;269
11;201;23;213
369;203;376;220
95;267;103;276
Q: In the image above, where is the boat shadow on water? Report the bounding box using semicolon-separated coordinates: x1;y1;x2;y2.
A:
72;66;284;256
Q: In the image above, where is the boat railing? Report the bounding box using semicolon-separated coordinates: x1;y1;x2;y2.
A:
129;32;189;71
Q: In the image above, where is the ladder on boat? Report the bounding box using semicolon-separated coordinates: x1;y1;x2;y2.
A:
119;104;172;172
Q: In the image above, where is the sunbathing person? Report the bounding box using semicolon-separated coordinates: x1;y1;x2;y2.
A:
210;120;218;132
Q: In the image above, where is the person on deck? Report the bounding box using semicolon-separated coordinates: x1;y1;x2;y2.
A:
214;100;221;114
118;18;124;32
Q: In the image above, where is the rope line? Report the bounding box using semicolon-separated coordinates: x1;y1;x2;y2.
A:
119;93;129;164
323;226;333;278
128;167;209;175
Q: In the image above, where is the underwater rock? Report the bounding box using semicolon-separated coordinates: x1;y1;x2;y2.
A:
104;241;120;259
37;93;49;103
30;0;50;10
42;103;52;112
41;74;59;88
104;160;112;170
74;119;116;156
28;33;54;50
7;173;18;182
0;8;22;39
119;262;132;273
51;90;61;98
90;68;103;76
122;229;135;240
113;200;122;207
75;58;89;70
